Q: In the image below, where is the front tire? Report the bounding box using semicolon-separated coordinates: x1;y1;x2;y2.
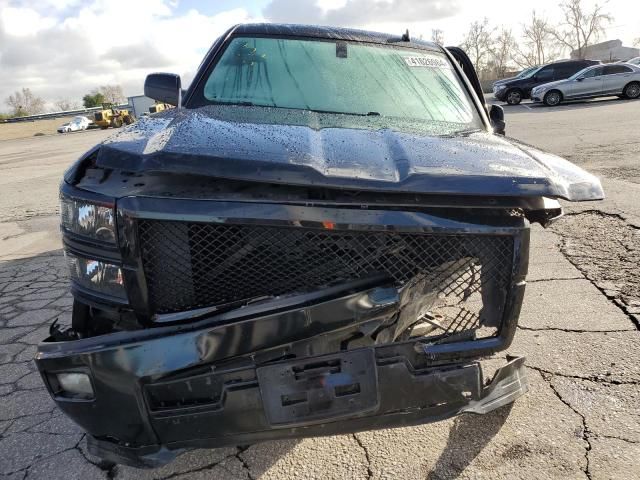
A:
623;82;640;99
506;89;523;105
544;90;562;106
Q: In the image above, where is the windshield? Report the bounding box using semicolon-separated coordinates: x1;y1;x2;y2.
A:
520;66;541;79
200;37;482;133
516;66;536;78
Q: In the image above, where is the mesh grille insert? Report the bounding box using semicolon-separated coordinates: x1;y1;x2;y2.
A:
138;220;514;338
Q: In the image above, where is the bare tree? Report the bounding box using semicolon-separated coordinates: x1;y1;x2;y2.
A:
431;29;444;45
460;19;495;72
5;88;46;117
548;0;613;58
55;98;77;111
99;85;125;104
490;29;516;77
634;38;640;47
514;11;561;67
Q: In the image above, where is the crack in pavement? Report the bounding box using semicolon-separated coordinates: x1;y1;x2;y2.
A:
531;368;593;480
563;209;640;229
157;450;240;480
352;433;373;480
8;442;81;479
517;325;634;333
548;381;592;480
552;211;640;331
234;446;256;480
73;435;117;479
596;434;640;444
526;365;640;386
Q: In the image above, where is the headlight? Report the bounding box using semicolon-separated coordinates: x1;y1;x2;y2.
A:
66;252;126;300
60;194;116;243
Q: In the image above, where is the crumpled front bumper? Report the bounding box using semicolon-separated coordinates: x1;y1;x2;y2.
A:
35;278;528;468
88;355;528;468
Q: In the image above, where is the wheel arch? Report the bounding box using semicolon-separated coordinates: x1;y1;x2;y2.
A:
544;89;564;106
623;81;640;98
505;87;524;105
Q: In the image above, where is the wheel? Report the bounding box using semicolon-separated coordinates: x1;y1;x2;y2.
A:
123;115;134;125
111;117;123;128
506;89;523;105
623;82;640;99
100;126;108;130
543;90;562;106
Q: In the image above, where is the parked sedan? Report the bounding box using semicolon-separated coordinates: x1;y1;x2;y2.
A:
532;63;640;106
493;59;599;105
57;116;91;133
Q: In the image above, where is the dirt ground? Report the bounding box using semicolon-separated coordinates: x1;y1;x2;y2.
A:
0;116;82;141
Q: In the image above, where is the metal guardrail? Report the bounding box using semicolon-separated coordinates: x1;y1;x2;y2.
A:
1;104;130;124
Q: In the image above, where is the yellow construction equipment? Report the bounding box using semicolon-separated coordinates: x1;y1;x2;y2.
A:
148;103;173;114
93;103;135;129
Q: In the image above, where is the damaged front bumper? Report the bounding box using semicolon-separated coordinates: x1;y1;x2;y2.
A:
36;276;528;468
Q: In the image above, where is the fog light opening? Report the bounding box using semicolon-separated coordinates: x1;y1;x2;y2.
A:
53;372;94;400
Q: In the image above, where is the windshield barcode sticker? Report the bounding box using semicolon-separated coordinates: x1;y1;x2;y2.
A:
403;56;449;68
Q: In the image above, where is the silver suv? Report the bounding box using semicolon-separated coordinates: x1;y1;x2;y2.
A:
532;63;640;106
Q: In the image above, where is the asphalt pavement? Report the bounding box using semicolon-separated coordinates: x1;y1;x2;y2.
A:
1;97;639;479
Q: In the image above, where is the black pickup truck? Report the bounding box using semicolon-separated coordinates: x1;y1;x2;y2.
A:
35;23;603;468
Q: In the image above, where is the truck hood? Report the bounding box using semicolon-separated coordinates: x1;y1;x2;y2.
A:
95;106;603;201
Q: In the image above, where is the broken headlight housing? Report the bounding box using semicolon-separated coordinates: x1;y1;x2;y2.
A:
66;252;126;300
60;194;116;243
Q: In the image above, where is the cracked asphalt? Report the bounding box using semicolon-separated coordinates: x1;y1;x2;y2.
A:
2;97;640;479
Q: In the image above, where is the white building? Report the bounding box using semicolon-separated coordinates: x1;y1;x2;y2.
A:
127;95;156;118
571;39;640;62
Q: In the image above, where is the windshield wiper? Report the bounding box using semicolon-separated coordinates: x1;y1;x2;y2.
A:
212;100;255;106
211;102;381;117
307;108;381;116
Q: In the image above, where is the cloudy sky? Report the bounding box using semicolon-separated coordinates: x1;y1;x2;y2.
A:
1;0;639;111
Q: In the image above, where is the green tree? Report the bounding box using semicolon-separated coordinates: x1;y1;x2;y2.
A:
82;91;105;108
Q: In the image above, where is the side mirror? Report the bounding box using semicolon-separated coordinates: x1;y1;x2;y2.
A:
489;104;506;135
144;73;182;107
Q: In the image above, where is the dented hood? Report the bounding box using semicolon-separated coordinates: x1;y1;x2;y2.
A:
96;106;603;201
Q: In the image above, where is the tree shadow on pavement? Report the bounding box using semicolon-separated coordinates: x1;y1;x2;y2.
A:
426;403;514;480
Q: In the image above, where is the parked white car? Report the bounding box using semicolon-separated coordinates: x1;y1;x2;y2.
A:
57;116;91;133
531;63;640;106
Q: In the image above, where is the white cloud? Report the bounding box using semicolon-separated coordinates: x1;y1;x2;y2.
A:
0;7;56;36
263;0;460;26
0;1;259;111
1;0;639;113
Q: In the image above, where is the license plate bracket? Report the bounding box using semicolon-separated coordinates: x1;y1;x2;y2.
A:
257;349;379;426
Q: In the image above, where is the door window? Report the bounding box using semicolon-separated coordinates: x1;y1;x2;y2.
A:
536;67;554;81
581;67;603;78
603;65;633;75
